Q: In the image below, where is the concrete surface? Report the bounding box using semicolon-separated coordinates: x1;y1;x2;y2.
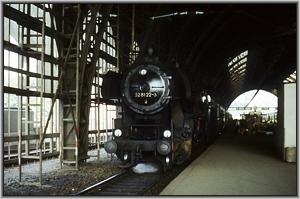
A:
160;134;297;195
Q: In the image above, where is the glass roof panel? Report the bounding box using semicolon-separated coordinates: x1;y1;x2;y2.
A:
283;70;296;83
228;50;248;83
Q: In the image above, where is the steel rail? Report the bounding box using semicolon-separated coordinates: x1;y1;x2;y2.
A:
74;170;127;195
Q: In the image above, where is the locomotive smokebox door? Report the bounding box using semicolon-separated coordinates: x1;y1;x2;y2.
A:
122;64;172;114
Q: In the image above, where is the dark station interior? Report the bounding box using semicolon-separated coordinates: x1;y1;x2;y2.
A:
2;3;297;196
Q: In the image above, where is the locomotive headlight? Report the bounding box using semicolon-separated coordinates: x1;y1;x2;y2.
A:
124;153;128;160
114;129;122;137
163;130;172;138
139;69;147;76
166;157;170;164
207;95;211;103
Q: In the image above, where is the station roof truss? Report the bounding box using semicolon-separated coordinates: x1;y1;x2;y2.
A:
3;3;297;108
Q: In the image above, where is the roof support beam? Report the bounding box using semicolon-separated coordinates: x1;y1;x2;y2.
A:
78;5;113;158
3;41;59;64
4;86;56;98
3;5;67;42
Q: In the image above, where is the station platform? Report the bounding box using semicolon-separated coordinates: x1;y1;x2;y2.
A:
160;133;297;195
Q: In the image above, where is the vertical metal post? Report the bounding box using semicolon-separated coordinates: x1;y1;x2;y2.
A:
59;102;63;169
59;4;65;170
56;101;59;153
20;24;29;157
18;15;24;181
105;104;109;158
7;39;11;161
18;95;22;182
43;135;46;154
94;101;96;148
105;104;108;142
75;136;78;170
97;104;100;160
76;4;80;170
116;6;120;72
7;95;10;160
39;4;46;186
97;61;100;160
111;117;114;161
50;110;53;154
26;4;30;159
131;5;135;52
10;12;20;179
108;108;111;139
50;5;54;155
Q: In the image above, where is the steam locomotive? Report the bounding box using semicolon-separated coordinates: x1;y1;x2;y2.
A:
102;50;229;171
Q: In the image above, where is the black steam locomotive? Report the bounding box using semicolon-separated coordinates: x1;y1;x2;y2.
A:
102;50;229;171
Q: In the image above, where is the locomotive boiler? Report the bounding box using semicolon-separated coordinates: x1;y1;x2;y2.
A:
102;50;225;171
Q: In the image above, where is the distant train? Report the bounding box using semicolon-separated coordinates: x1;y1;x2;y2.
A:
102;49;230;171
240;111;276;135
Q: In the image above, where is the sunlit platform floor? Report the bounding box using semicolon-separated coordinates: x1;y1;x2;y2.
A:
160;133;297;196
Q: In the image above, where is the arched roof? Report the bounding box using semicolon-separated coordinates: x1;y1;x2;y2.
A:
229;89;277;108
228;89;278;119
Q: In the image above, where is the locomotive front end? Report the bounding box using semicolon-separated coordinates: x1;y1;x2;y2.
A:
104;63;174;169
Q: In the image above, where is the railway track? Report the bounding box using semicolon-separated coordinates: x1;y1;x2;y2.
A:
75;142;209;196
75;170;161;196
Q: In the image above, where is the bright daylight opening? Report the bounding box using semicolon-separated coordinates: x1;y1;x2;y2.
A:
227;89;277;121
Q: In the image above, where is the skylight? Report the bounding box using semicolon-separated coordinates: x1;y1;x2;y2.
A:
228;50;248;82
283;70;296;83
150;11;204;20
